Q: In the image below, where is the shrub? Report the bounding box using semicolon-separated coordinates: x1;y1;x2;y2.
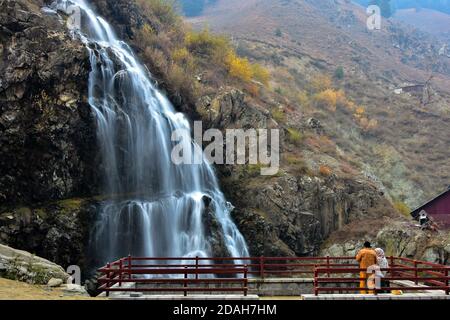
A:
287;128;303;146
354;106;365;118
225;51;253;82
271;108;286;123
172;47;196;70
393;201;411;217
186;29;229;61
251;63;270;86
297;90;310;108
275;28;282;37
245;83;260;97
285;155;313;176
136;0;180;27
313;89;337;111
313;89;347;112
334;66;344;80
274;87;283;95
319;165;333;177
309;74;332;93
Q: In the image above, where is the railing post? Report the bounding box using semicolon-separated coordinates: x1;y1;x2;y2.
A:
128;254;132;279
260;256;265;279
314;266;318;296
195;256;199;280
184;266;188;297
445;269;449;296
414;260;419;285
119;258;123;287
244;265;248;297
326;256;330;278
106;262;110;297
390;256;395;278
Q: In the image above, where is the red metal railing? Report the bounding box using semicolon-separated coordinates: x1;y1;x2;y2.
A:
97;256;250;296
97;256;450;296
314;257;450;296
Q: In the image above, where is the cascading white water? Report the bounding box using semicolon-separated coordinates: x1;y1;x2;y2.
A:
50;0;249;264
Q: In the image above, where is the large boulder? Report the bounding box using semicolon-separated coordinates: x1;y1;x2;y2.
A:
0;243;69;284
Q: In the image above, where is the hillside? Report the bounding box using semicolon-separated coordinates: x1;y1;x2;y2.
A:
188;0;450;209
394;8;450;39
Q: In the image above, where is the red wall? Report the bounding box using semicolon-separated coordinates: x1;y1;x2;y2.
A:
421;192;450;228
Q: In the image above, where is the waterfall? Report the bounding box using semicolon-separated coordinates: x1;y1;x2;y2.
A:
51;0;249;264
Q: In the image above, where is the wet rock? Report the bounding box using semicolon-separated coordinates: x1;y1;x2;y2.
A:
201;196;229;257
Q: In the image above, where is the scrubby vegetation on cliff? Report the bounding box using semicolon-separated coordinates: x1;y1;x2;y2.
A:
128;0;271;110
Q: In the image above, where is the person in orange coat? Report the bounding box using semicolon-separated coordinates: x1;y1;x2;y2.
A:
356;241;378;294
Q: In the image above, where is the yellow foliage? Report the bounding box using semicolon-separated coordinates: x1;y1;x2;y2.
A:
310;74;332;93
172;47;189;62
225;51;253;82
171;47;195;71
359;118;379;131
185;29;229;61
355;106;365;117
335;90;347;108
251;64;270;86
313;89;339;111
345;100;356;111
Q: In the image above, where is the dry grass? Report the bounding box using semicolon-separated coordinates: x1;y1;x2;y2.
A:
0;278;104;300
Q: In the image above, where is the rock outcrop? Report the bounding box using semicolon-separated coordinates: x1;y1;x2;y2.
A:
0;198;99;270
321;221;450;265
194;88;395;257
0;243;69;284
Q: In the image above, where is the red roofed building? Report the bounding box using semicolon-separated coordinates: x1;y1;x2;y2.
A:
411;187;450;229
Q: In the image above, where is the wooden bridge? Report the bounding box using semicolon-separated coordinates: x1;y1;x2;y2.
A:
97;256;450;299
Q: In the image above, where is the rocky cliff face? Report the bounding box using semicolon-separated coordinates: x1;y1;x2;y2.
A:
0;0;98;206
195;89;395;256
0;0;100;271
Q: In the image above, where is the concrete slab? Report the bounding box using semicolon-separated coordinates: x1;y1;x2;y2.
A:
301;293;450;300
249;278;314;284
110;294;260;300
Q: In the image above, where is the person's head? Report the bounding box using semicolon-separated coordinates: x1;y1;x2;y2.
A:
375;248;385;258
364;241;371;248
